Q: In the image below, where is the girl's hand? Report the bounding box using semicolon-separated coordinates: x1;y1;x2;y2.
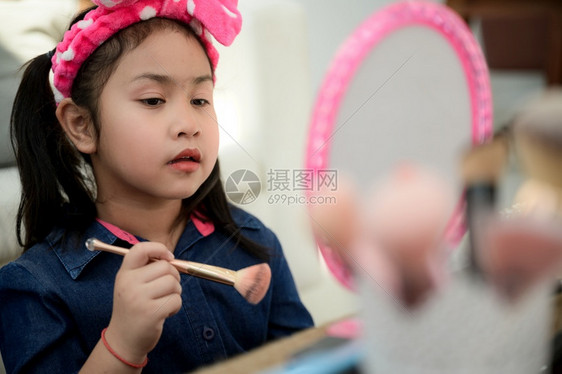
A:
104;242;182;364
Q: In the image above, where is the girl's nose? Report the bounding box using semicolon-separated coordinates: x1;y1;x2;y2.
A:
173;100;201;138
176;126;200;138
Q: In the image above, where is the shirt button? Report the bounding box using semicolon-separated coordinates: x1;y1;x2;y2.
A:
202;326;215;341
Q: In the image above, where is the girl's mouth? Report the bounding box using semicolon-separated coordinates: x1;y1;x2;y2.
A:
168;148;201;172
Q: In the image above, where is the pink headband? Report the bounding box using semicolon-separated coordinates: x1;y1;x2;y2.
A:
51;0;241;103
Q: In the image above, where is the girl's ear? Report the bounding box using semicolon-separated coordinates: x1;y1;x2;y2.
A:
56;98;97;154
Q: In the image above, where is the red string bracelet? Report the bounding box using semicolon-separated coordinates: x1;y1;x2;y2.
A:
101;328;148;369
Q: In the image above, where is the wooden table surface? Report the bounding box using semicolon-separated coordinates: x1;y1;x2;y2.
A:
191;321;335;374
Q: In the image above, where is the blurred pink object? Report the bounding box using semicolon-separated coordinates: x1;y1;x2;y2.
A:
325;317;362;339
478;215;562;301
310;163;456;308
361;163;456;308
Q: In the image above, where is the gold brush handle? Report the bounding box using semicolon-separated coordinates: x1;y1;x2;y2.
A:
177;261;236;286
86;238;236;286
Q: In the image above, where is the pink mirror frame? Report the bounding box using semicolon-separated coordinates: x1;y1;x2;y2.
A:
305;0;493;289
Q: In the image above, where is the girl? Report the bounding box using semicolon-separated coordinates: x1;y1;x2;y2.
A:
0;1;313;372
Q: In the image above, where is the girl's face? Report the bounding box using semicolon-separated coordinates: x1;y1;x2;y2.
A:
91;28;218;205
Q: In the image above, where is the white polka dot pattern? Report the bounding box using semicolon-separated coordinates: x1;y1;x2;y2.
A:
139;6;156;20
61;48;74;61
77;19;93;29
187;0;195;16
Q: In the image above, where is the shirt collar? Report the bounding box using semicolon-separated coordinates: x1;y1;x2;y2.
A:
49;207;259;280
95;213;215;245
48;221;120;280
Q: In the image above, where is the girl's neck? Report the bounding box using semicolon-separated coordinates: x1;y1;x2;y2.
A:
95;199;187;252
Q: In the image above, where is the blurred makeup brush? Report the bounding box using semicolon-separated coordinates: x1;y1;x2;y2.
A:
460;129;510;273
365;163;455;308
86;238;271;305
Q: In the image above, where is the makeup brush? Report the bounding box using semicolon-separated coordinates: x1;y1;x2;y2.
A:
460;128;510;274
85;238;272;305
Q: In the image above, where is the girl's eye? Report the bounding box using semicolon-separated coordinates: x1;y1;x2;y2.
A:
141;98;165;106
191;98;209;107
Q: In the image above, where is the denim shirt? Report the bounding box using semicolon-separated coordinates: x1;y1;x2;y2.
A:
0;207;314;373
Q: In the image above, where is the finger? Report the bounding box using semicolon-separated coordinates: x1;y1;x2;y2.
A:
145;274;183;300
131;260;181;284
121;242;174;271
153;293;183;318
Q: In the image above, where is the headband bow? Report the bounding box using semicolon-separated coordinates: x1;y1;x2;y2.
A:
51;0;241;103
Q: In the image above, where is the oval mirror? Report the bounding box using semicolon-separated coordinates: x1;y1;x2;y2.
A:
305;1;493;289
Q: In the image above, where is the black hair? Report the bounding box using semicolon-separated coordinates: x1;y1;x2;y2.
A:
11;7;270;261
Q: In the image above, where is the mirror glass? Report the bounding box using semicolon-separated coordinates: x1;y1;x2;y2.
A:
332;27;470;188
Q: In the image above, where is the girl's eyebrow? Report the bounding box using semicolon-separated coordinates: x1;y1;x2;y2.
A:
131;73;171;85
192;74;213;86
131;73;213;86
